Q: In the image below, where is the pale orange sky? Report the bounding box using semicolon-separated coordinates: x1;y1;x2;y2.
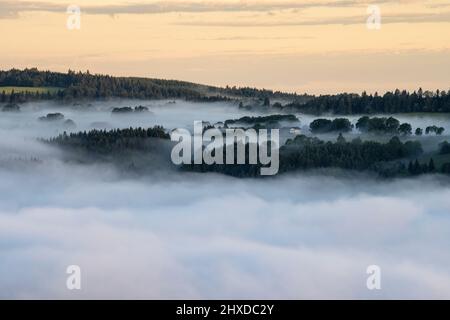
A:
0;0;449;94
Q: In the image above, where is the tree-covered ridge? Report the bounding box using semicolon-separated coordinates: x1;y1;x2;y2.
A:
0;68;209;102
4;69;450;115
223;86;306;101
284;90;450;114
48;127;170;154
0;68;303;103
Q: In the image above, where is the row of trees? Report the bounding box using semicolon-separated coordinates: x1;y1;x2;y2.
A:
310;118;353;133
407;159;436;175
309;116;445;136
1;90;58;103
223;85;307;101
285;89;450;114
356;116;445;136
356;116;405;134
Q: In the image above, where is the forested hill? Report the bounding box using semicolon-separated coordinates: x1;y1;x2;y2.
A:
1;69;449;114
0;68;302;103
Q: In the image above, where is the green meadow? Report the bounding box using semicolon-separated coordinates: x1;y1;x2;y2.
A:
0;86;62;94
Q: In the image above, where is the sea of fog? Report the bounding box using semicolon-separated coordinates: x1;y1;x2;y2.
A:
1;100;450;299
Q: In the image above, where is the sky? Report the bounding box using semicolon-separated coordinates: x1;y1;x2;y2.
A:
0;0;449;94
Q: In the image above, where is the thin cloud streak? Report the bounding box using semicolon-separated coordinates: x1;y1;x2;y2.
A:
2;1;447;27
174;11;450;27
0;0;381;18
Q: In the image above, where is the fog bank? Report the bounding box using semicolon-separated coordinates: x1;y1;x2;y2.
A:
1;100;450;299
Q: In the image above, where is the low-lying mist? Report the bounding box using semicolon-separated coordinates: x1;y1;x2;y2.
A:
1;100;450;299
0;100;256;139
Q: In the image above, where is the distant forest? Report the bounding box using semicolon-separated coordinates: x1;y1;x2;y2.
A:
284;90;450;114
1;68;449;114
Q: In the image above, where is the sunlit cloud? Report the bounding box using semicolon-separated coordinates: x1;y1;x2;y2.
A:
0;0;372;18
174;11;450;27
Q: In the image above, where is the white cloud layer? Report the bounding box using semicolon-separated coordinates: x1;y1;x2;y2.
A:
2;172;450;299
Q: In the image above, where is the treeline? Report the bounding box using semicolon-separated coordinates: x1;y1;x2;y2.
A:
0;68;303;103
225;114;298;127
0;90;58;103
48;127;170;154
183;135;426;178
223;85;309;101
407;159;436;175
309;116;445;136
284;89;450;114
357;116;445;135
0;68;209;102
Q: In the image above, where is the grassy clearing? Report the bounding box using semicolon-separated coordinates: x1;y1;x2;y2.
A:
0;86;63;94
